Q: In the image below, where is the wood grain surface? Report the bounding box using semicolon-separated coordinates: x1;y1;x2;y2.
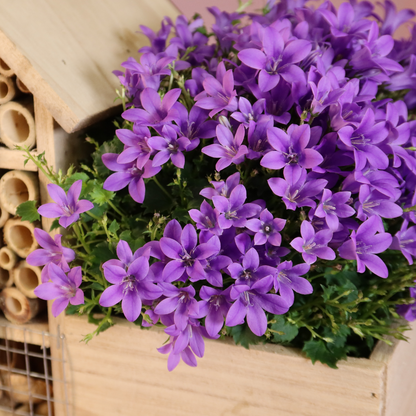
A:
56;314;399;416
0;0;179;133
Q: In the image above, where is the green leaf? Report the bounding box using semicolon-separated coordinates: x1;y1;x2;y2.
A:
83;282;105;291
49;219;61;232
108;220;120;235
16;200;40;223
270;315;299;343
171;206;190;223
302;338;347;369
119;231;145;252
90;185;114;206
63;172;90;191
66;304;82;315
227;324;264;349
91;243;115;264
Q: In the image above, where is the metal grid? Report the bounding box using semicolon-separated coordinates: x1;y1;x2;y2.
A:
0;320;69;416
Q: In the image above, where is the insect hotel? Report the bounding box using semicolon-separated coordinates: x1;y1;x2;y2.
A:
0;1;413;416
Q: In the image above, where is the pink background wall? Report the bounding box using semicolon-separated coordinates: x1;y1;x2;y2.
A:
171;0;415;38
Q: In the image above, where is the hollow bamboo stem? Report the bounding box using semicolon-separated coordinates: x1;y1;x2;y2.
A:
0;287;44;325
0;247;17;270
36;401;54;416
3;219;39;258
7;373;46;404
13;261;42;299
0;99;36;149
16;78;30;94
0;75;16;105
0;266;13;289
0;171;39;216
0;58;14;77
0;205;10;228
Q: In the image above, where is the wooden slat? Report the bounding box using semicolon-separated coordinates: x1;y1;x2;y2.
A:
0;315;49;347
61;315;386;416
0;148;37;171
0;0;179;133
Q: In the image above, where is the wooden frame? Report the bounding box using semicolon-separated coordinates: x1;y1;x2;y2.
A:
47;315;415;416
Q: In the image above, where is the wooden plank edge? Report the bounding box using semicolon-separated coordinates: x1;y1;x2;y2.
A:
0;314;50;347
65;314;385;372
0;29;79;134
0;148;37;171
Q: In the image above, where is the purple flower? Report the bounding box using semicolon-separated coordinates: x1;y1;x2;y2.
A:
116;126;153;168
228;247;276;286
202;124;248;171
34;264;84;317
338;109;389;171
154;284;199;331
226;276;289;336
27;229;75;283
139;18;172;55
212;184;261;229
380;1;415;36
246;209;286;246
290;221;336;264
261;124;323;175
355;185;403;221
274;261;312;306
102;156;161;203
159;222;219;282
391;225;416;265
195;63;238;117
198;286;232;336
200;171;240;200
315;189;355;231
174;105;217;148
310;76;345;114
100;247;162;322
38;180;94;228
122;88;182;128
397;285;416;322
189;200;222;237
148;124;190;169
230;97;266;127
238;26;311;91
268;167;327;210
338;216;393;278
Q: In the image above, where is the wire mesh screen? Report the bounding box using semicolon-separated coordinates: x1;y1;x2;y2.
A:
0;320;69;416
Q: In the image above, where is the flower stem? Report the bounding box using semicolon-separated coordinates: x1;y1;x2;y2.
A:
73;223;91;254
108;200;126;218
153;176;175;202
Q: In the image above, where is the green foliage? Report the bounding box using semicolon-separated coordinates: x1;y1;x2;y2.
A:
226;324;265;349
16;200;40;223
269;315;299;343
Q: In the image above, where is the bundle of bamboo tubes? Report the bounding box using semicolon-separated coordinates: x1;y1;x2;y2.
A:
0;341;53;414
0;58;35;152
0;169;45;325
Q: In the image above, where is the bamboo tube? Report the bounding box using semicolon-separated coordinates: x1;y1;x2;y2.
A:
3;219;38;258
0;267;13;289
13;261;41;299
0;288;44;325
0;58;14;78
0;247;17;270
36;401;54;416
0;171;39;216
0;100;35;149
0;205;10;228
6;374;46;404
0;75;16;105
16;78;30;94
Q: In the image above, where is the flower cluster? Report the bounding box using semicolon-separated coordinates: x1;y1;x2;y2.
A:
28;0;416;370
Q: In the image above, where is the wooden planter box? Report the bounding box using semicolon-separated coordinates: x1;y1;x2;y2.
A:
50;315;416;416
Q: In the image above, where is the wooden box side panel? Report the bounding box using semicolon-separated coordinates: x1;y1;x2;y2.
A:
60;315;384;416
384;322;416;416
